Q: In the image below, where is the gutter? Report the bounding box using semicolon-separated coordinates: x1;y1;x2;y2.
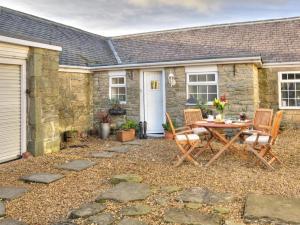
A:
90;56;262;71
0;35;62;51
59;65;92;73
262;62;300;68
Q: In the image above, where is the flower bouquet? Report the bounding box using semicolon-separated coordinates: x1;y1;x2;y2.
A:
213;95;228;121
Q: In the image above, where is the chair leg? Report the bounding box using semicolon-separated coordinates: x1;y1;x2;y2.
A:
247;146;274;170
175;142;199;167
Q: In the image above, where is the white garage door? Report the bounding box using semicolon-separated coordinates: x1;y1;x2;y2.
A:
0;64;22;163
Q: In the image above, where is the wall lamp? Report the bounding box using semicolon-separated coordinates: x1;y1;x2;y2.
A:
168;69;176;87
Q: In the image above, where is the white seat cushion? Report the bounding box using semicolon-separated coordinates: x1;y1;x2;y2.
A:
175;134;200;141
245;135;270;144
192;127;208;134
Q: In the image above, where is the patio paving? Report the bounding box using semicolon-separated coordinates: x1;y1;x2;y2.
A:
20;173;64;184
0;187;27;200
105;146;130;153
90;152;114;158
164;208;222;225
0;202;5;217
0;219;27;225
68;202;106;219
87;213;115;225
120;204;151;216
176;187;235;204
96;182;151;203
56;160;96;171
118;218;147;225
244;193;300;224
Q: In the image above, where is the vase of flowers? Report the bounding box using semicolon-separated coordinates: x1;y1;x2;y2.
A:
213;95;228;121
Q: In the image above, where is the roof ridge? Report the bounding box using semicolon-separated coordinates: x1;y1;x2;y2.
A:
0;6;108;40
111;16;300;39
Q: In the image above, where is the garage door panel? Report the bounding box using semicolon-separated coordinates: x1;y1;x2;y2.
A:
0;64;22;162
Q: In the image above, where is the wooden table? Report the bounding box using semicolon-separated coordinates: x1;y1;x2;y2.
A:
192;121;252;167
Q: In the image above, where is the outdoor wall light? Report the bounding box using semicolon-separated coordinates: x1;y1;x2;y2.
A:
168;71;176;87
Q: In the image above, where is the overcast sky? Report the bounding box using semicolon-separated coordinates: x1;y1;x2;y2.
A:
1;0;300;36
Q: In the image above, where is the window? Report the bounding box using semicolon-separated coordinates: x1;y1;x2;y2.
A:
109;75;126;103
279;72;300;108
186;72;218;104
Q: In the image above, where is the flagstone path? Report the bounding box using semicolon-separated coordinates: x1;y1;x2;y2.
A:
1;142;300;225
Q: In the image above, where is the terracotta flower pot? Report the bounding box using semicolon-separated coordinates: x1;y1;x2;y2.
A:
164;131;174;140
116;129;135;142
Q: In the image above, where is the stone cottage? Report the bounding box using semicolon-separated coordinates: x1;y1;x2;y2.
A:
0;6;299;162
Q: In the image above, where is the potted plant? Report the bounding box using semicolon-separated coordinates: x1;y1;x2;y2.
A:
162;121;176;140
97;111;112;139
196;102;213;119
108;99;126;116
116;119;138;142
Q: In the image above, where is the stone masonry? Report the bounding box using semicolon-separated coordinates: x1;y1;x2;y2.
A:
27;48;61;156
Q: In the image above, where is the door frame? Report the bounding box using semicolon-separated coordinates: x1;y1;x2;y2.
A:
139;68;166;133
0;57;27;156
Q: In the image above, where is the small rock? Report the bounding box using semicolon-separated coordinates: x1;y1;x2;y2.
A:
161;185;182;193
155;197;169;206
0;202;5;217
110;174;143;185
121;204;151;216
213;207;230;214
0;219;27;225
68;202;106;218
164;208;221;225
96;182;151;203
118;218;147;225
185;203;202;209
88;213;115;225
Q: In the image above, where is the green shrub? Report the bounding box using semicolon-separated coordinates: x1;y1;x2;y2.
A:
121;119;138;130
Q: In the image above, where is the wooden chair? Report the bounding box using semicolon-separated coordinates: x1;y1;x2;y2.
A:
183;109;213;153
242;108;274;136
166;112;201;167
244;111;283;170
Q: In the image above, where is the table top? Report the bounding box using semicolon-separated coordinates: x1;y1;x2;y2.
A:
192;120;252;129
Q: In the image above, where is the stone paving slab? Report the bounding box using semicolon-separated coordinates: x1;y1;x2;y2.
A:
118;218;147;225
56;160;96;171
20;173;64;184
0;187;27;200
0;202;5;217
51;221;77;225
0;219;27;225
244;193;300;225
110;174;143;185
123;140;142;146
96;182;151;203
88;213;115;225
121;204;151;216
164;208;221;225
177;187;235;204
68;202;106;218
90;152;115;158
105;146;130;153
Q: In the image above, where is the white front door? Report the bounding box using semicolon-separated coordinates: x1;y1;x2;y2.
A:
143;71;164;134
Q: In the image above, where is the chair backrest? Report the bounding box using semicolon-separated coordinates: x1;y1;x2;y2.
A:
270;111;283;144
165;112;176;135
253;108;274;131
184;109;203;126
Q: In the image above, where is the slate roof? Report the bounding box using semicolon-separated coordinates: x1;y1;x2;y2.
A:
0;7;117;66
111;17;300;64
1;7;300;67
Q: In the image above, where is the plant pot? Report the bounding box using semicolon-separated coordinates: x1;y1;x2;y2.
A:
64;130;78;142
116;129;135;142
108;108;126;115
164;131;174;140
99;123;111;139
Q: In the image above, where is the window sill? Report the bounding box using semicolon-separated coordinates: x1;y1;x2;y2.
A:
185;102;213;106
279;106;300;110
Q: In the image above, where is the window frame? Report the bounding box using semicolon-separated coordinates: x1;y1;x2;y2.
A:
278;71;300;109
186;71;219;105
109;74;127;104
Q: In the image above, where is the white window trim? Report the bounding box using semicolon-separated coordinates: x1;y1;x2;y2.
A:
186;71;219;105
109;74;127;104
278;71;300;109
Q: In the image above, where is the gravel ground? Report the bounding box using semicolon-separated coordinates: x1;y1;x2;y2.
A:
0;129;299;225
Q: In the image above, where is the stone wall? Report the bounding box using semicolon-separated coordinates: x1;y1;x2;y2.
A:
57;72;93;133
27;48;60;156
258;67;300;128
218;64;259;119
93;70;140;127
